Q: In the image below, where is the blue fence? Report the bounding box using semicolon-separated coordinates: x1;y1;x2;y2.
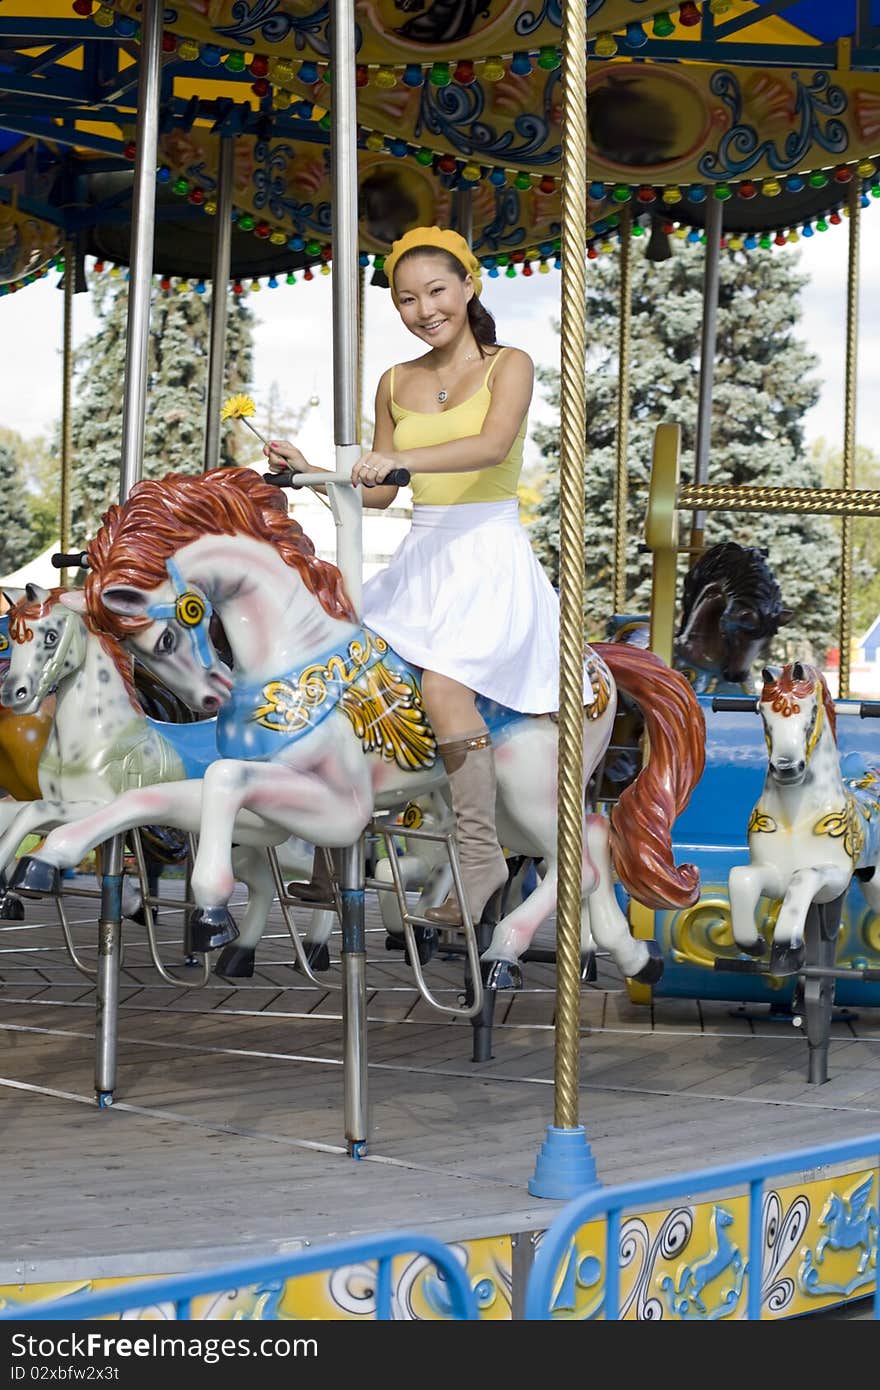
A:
0;1231;478;1322
526;1133;880;1320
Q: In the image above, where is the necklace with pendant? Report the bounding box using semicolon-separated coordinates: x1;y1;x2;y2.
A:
435;350;477;404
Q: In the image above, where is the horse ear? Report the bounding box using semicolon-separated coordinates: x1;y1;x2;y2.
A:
58;590;87;614
776;608;794;627
761;666;777;686
792;660;806;682
100;585;150;618
25;583;49;604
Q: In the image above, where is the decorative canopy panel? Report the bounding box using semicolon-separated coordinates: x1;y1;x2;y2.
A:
2;2;880;287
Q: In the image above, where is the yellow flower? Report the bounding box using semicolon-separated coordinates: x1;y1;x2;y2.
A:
220;393;256;421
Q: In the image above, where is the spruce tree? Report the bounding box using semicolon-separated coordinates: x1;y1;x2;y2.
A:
529;243;838;660
69;276;254;542
0;439;38;574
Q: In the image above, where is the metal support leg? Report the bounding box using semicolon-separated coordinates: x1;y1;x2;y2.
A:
339;841;368;1155
802;897;843;1086
95;835;124;1107
467;918;498;1063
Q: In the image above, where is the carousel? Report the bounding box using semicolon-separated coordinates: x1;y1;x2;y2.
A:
0;0;879;1321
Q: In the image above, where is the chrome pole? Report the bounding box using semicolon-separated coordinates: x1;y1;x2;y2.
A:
94;835;125;1106
59;240;74;585
203;136;234;472
331;0;368;1154
118;0;163;503
455;186;474;247
691;197;722;553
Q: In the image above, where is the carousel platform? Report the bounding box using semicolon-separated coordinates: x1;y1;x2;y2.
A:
2;879;879;1319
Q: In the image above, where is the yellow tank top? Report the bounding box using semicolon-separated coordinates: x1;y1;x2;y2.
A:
390;347;526;506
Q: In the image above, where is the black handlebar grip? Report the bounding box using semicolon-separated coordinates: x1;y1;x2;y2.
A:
376;468;411;487
262;468;294;487
859;702;880;719
710;697;759;713
51;551;90;570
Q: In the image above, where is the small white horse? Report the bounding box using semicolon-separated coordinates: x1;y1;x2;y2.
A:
729;661;880;970
0;584;276;958
13;470;706;987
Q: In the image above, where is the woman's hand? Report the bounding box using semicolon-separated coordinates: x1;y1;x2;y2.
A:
351;450;407;488
262;440;326;475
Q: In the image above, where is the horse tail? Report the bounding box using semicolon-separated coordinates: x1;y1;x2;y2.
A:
594;642;705;908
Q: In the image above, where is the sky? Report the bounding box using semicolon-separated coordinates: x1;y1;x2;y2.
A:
1;210;879;477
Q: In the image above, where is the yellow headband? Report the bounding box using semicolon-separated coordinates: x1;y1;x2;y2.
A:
383;226;483;305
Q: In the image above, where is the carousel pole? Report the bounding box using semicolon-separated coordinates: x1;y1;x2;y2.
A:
839;180;861;700
455;186;474;247
58;239;74;588
529;0;597;1198
95;0;164;1109
203;136;234;472
612;206;632;614
330;0;369;1157
690;197;723;556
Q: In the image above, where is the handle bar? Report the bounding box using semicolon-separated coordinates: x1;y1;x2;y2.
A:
263;467;411;490
712;695;880;719
51;551;90;570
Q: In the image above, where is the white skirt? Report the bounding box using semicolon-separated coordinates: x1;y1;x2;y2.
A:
362;499;562;714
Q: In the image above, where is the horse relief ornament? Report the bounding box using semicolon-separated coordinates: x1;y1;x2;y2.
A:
11;469;707;989
729;661;880;972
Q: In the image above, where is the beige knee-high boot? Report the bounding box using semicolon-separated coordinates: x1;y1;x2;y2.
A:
425;730;508;927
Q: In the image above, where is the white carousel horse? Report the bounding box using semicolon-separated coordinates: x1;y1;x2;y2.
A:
12;469;706;986
0;584;276;956
729;661;880;970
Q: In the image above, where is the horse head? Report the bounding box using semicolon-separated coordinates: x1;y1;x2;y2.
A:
675;543;792;684
1;586;89;714
758;661;834;788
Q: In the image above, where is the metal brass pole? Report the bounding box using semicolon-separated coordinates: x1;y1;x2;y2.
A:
203;136;234;472
59;240;74;586
839;181;860;699
612;207;632;614
529;0;597;1198
691;196;722;556
118;0;163;503
357;263;365;443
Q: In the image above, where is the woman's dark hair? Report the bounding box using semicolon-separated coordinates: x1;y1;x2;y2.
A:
393;247;498;355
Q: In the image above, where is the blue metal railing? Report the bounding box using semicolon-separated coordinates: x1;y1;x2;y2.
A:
0;1231;478;1321
525;1133;880;1321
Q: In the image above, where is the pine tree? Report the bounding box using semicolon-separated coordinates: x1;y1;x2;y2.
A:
0;439;38;574
529;243;838;660
69;276;254;542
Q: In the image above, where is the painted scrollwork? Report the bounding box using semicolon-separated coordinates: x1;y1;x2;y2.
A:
698;69;848;180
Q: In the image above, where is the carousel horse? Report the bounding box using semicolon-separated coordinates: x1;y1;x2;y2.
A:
729;662;880;973
0;584;277;956
11;469;707;988
0;612;52;801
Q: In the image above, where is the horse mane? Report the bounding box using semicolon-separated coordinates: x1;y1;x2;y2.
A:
595;642;705;907
678;542;785;636
761;663;836;742
85;468;357;640
8;586;142;712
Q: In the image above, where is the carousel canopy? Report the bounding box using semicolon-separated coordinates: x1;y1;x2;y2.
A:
2;1;880;287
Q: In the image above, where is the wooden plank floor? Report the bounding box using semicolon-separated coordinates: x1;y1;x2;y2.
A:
3;877;880;1280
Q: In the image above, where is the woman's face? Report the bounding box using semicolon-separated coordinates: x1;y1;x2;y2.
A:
393;254;474;349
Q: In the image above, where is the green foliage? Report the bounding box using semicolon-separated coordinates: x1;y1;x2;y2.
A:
68;276;255;542
810;437;880;637
529;244;839;662
0;437;38;574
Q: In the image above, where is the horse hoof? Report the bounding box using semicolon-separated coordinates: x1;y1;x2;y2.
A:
10;857;61;898
769;942;805;976
215;944;255;980
580;950;597;983
294;941;331;973
408;927;437;968
485;959;523;991
188;907;239;952
384;933;405;953
0;894;25;920
739;939;766;959
631;940;664;986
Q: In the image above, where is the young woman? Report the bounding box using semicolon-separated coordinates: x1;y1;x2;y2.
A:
266;225;562;927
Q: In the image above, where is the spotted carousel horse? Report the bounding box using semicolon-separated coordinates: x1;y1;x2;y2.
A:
729;662;880;973
0;612;52;802
0;584;278;956
12;469;707;987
